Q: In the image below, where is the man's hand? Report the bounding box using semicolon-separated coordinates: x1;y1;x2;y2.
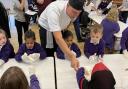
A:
53;31;79;70
71;58;79;71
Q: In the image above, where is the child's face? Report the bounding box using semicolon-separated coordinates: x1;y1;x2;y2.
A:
65;36;73;47
25;38;35;49
90;32;102;45
0;33;7;46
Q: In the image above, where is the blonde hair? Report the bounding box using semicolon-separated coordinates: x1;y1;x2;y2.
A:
90;23;103;34
106;4;119;22
0;29;7;38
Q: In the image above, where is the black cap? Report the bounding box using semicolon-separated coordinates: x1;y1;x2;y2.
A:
69;0;85;10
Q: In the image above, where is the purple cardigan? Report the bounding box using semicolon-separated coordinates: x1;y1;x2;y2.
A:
15;42;47;62
84;38;105;58
0;40;15;62
101;18;120;49
120;27;128;51
30;74;40;89
56;43;81;59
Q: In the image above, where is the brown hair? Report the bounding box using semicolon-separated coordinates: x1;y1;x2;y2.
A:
0;66;29;89
106;4;119;22
24;30;36;40
90;23;103;34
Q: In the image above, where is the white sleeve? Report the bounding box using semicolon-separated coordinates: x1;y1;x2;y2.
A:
47;7;62;32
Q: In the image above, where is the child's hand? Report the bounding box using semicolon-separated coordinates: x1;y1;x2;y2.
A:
124;53;128;58
89;53;97;60
0;60;5;66
84;66;92;81
89;55;95;60
84;66;90;76
98;55;104;62
22;53;28;61
76;67;85;77
123;50;128;58
22;53;33;64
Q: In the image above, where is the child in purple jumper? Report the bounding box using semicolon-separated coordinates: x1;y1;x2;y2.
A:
84;24;105;60
56;30;81;59
15;30;47;63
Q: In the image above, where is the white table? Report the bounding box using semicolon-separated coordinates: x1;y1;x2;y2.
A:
56;54;128;89
55;56;91;89
88;11;128;38
103;54;128;89
0;57;55;89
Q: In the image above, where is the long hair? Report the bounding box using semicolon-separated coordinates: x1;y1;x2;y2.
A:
0;66;29;89
0;1;10;38
106;4;119;22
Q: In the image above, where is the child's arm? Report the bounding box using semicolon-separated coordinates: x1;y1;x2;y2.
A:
15;45;25;62
29;65;40;89
72;43;81;58
1;43;15;62
76;67;88;89
56;47;65;59
84;52;92;59
84;41;91;58
114;23;120;33
97;40;105;57
36;44;47;60
30;74;41;89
